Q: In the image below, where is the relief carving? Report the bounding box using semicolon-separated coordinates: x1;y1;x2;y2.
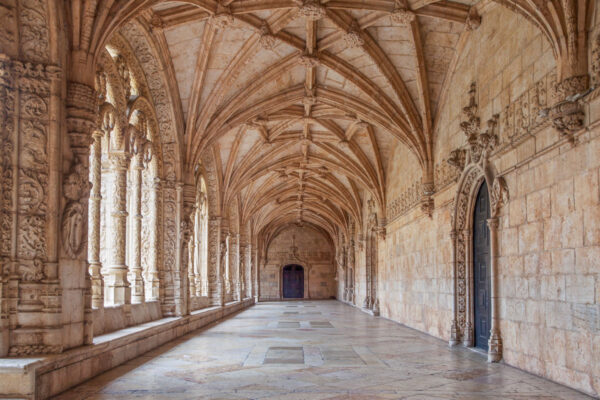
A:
61;157;92;258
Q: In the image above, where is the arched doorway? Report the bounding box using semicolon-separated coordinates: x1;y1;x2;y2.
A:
282;265;304;299
473;181;491;351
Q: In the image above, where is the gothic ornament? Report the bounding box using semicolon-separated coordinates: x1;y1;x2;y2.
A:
212;2;234;29
61;157;92;258
342;20;364;48
390;0;415;25
490;177;509;217
294;0;326;21
259;22;277;51
298;51;321;68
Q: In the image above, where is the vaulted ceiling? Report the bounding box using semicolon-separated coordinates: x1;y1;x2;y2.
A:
137;0;477;239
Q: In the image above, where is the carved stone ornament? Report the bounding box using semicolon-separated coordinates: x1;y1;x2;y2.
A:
548;74;589;141
447;149;466;172
298;51;321;68
342;20;364;49
460;83;499;164
213;3;234;29
19;258;45;282
390;0;415;25
259;22;277;51
490;177;509;217
61;157;92;258
294;0;326;21
592;33;600;87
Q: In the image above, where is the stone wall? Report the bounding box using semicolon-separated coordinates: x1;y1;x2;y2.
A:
374;2;600;397
260;225;336;300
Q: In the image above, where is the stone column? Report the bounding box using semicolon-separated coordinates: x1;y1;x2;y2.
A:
487;218;502;362
146;177;161;300
449;230;459;346
88;130;104;309
462;229;473;347
253;246;259;301
105;152;131;306
208;216;224;306
231;234;241;301
129;150;145;304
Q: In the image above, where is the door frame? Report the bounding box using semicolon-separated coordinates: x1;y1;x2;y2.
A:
278;261;311;300
281;264;305;299
450;163;508;362
472;180;492;351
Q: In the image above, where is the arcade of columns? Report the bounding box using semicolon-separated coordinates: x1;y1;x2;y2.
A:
0;0;599;398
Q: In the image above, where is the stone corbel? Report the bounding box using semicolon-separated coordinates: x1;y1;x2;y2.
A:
548;75;589;143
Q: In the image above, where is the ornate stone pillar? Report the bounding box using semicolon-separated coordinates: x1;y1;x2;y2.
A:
253;246;259;301
208;216;223;306
487;217;502;362
88;130;104;309
462;229;473;347
105;152;131;306
179;198;195;316
230;234;241;301
129;145;147;304
146;177;161;300
449;230;459;346
221;231;231;302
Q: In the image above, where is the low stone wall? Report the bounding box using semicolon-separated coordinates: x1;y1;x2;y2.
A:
0;298;255;399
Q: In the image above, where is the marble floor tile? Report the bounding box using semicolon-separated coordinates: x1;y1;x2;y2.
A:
52;301;594;400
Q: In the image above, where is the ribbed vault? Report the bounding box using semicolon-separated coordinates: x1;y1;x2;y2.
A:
127;0;478;245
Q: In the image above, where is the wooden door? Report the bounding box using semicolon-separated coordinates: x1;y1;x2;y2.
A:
282;264;304;298
473;181;491;351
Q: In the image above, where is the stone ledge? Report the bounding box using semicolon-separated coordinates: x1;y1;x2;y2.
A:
0;298;255;400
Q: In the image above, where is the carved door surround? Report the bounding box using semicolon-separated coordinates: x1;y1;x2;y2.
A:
449;82;509;363
278;251;312;300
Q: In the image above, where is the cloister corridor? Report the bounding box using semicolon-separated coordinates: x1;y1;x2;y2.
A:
53;301;592;400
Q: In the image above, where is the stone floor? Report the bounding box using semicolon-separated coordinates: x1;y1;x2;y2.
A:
53;301;593;399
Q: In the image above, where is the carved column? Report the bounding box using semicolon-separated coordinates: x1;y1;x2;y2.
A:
179;199;194;316
462;229;473;347
230;234;241;301
222;232;231;302
243;243;252;299
88;130;104;309
105;152;131;306
449;229;460;346
253;246;259;301
208;216;223;306
146;177;161;300
0;55;67;355
487;217;502;362
129;149;145;304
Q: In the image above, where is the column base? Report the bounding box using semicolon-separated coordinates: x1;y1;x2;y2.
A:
449;319;460;346
488;330;503;363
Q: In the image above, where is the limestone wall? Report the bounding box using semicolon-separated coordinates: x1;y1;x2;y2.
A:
376;2;600;397
260;226;336;300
